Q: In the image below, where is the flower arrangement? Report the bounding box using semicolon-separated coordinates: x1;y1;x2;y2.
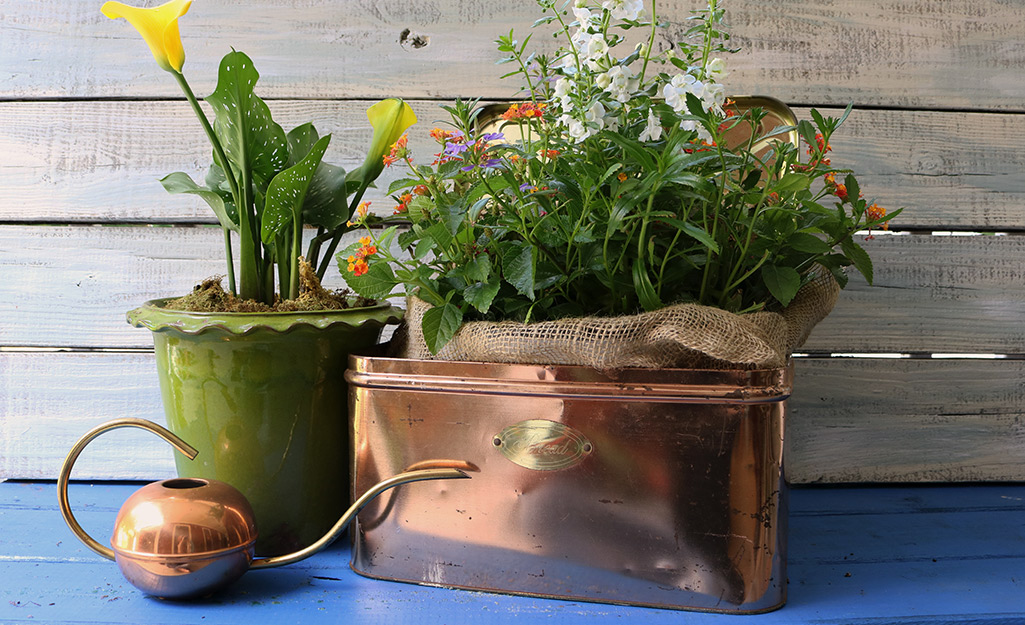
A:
345;0;898;356
102;0;416;306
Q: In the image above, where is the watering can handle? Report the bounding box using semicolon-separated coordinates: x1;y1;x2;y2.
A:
57;418;199;561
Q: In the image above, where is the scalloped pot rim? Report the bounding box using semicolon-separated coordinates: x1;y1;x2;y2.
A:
127;298;404;336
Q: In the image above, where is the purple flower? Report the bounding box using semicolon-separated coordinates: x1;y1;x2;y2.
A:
480;132;505;142
461;159;503;172
444;142;469;156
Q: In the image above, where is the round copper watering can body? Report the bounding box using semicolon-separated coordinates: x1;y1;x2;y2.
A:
58;418;469;599
111;477;258;599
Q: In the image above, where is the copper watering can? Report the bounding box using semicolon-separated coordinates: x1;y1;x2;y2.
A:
58;418;471;599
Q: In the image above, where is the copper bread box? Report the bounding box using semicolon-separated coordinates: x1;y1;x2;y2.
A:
347;354;791;613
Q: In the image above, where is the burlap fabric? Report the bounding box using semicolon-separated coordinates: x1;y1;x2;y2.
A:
393;272;839;369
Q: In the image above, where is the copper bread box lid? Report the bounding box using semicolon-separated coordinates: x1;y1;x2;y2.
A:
347;355;791;613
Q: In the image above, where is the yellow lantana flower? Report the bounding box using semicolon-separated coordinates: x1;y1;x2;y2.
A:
101;0;192;73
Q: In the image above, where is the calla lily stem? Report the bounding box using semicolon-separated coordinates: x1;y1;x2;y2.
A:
173;70;242;296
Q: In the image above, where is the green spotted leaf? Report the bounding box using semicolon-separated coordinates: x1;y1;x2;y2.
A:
261;135;331;243
206;51;289;187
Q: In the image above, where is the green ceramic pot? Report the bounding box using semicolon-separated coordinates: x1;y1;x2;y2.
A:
127;299;402;556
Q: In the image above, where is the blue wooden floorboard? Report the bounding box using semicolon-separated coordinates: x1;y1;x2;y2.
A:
1;481;1024;624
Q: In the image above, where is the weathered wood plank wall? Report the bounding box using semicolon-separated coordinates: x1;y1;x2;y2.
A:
1;0;1023;482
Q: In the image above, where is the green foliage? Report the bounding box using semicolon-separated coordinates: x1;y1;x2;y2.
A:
157;51;412;303
339;0;897;352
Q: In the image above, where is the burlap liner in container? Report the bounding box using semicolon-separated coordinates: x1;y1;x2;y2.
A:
392;272;839;369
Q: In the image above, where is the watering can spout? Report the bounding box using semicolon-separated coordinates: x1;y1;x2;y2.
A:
250;466;470;570
58;417;471;598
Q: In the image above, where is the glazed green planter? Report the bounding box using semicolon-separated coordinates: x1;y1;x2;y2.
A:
127;299;402;556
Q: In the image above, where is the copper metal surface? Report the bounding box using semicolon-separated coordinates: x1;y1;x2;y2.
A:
348;356;792;613
111;477;258;599
59;418;469;599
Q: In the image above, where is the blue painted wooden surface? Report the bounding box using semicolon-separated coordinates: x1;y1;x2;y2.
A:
2;481;1023;624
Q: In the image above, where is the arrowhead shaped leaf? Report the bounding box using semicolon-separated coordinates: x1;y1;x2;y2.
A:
261;135;331;243
302;162;352;231
286;123;319;167
206;51;289;187
160;171;238;231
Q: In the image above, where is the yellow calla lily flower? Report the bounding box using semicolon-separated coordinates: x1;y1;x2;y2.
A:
102;0;192;73
358;98;418;187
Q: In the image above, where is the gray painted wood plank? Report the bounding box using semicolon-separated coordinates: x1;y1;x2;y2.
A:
0;225;367;348
4;351;1024;483
0;351;170;481
805;233;1025;353
2;101;1023;229
788;358;1025;483
3;0;1023;110
0;100;445;223
1;226;1022;353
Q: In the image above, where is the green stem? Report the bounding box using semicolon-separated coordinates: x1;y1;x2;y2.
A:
657;228;682;298
306;226;326;270
222;227;236;295
698;139;729;303
701;0;717;72
289;215;302;299
638;0;658;84
173;72;238;201
636;193;655;267
173;71;263;302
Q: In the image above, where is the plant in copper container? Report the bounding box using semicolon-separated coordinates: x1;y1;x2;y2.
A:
340;0;899;613
343;0;894;364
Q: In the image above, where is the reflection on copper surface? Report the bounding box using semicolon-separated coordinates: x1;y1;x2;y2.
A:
348;356;791;613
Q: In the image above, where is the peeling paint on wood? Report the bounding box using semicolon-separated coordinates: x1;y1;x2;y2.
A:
6;352;1025;483
2;102;1023;229
2;1;1024;108
2;0;1024;483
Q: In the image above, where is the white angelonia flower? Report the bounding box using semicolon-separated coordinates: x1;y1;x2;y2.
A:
595;71;613;89
701;82;726;115
603;111;621;133
681;118;713;144
663;72;701;112
706;57;728;79
585;100;606;131
639;109;662;142
553;77;574;110
569;118;590;142
602;0;644;21
603;65;637;103
571;28;593;52
573;6;592;25
584;35;609;71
